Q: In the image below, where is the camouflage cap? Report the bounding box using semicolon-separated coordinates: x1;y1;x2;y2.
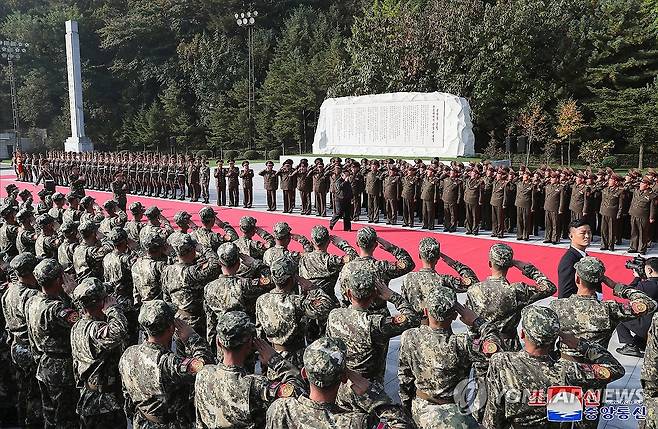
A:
129;202;144;213
418;237;440;262
138;300;176;335
344;268;375;299
173;211;191;225
310;225;329;245
18;189;31;198
575;256;605;284
106;227;128;244
303;337;347;387
34;258;63;285
426;286;457;321
103;199;118;209
270;255;296;285
521;305;560;347
51;192;65;201
356;227;377;249
72;277;108;307
141;230;166;250
239;216;256;232
169;233;197;255
489;243;513;268
78;220;97;235
36;213;54;226
66;192;79;201
16;208;33;222
5;184;18;193
272;222;291;239
0;203;17;217
199;206;217;221
59;220;79;234
37;189;50;197
217;242;240;267
9;252;38;276
80;196;95;207
144;206;161;219
216;311;256;349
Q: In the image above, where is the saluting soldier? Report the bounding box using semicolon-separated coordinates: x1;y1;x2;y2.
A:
628;178;656;254
350;162;365;221
365;161;383;223
599;174;624;251
214;159;227;206
383;166;401;225
401;167;420;228
240;160;254;208
226;159;240;207
293;162;313;215
421;167;440;230
543;172;567;244
515;169;536;240
312;160;330;216
260;161;278;211
441;168;462;233
278;160;296;213
464;168;484;235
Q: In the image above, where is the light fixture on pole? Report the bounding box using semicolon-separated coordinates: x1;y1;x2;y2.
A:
235;9;258;150
1;40;29;150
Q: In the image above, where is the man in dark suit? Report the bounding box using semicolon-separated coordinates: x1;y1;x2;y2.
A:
329;169;353;231
616;257;658;357
557;218;592;298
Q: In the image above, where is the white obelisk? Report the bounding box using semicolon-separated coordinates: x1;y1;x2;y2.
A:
64;20;93;152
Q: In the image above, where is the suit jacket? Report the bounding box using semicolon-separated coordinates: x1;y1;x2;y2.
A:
557;246;585;298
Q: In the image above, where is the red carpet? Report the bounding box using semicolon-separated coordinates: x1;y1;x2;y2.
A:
1;178;634;299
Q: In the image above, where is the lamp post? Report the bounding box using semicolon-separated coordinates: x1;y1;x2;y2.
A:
1;40;29;151
235;9;257;150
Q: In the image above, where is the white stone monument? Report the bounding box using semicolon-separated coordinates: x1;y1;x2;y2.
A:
64;20;93;152
312;92;475;158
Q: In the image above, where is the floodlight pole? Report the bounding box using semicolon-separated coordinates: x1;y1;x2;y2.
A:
1;40;29;150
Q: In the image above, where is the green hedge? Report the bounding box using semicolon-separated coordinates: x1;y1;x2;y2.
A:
243;150;261;160
224;150;239;161
267;149;282;160
196;149;213;159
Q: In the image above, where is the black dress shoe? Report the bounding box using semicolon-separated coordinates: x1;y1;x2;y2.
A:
628;249;638;253
616;344;644;358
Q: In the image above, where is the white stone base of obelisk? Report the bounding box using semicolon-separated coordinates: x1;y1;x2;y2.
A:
65;136;94;153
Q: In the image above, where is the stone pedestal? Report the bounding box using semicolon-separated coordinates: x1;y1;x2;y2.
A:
65;136;94;153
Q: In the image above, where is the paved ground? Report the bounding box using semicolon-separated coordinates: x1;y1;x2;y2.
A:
1;167;651;428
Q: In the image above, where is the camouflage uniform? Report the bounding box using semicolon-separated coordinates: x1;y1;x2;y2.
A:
191;207;238;252
35;214;59;258
326;268;419;382
73;220;113;282
266;337;414;428
195;311;302;428
138;207;174;245
262;221;314;267
1;254;43;427
57;220;79;294
399;287;499;429
255;256;335;369
0;204;19;258
401;237;478;318
337;227;415;314
233;216;275;259
483;306;625;428
25;259;80;428
16;209;37;254
466;243;556;351
71;278;128;428
641;313;658;429
124;202;145;248
119;300;213;428
162;234;220;338
132;231;169;306
98;200;128;236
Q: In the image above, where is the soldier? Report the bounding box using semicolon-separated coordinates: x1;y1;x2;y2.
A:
80;196;105;225
238;160;254;208
0;204;19;259
162;233;220;342
543;172;567;244
293;162;313;215
26;258;80;428
490;169;508;238
419;168;439;230
204;242;268;351
326;268;419;383
57;220;80;294
62;192;82;223
629;178;656;254
200;158;211;204
383;165;401;225
124;202;145;249
234;215;274;260
599;174;623;251
266;336;414;428
47;192;66;224
99;199;128;236
139;206;174;245
338;227;414;314
172;211;196;237
69;165;87;198
195;311;303;428
401;237;478;318
132;231;169;308
189;158;201;202
401;167;420;227
191;206;238;252
483;305;625;428
349;162;365;221
16;209;37;255
260;161;278;211
1;254;43;428
110;172;129;212
329;167;353;231
70;278;128;428
312;160;330;216
214;159;227;206
73;220;113;282
441;168;462;232
119;300;213;428
464;168;484;235
36;188;53;215
35;214;59;258
398;287;500;428
365;161;383;223
515;169;536;240
641;313;658;428
17;188;33;211
262;222;313;267
175;156;187;200
279;160;296;213
569;173;590;221
225;159;239;206
481;166;494;231
466;243;556;351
